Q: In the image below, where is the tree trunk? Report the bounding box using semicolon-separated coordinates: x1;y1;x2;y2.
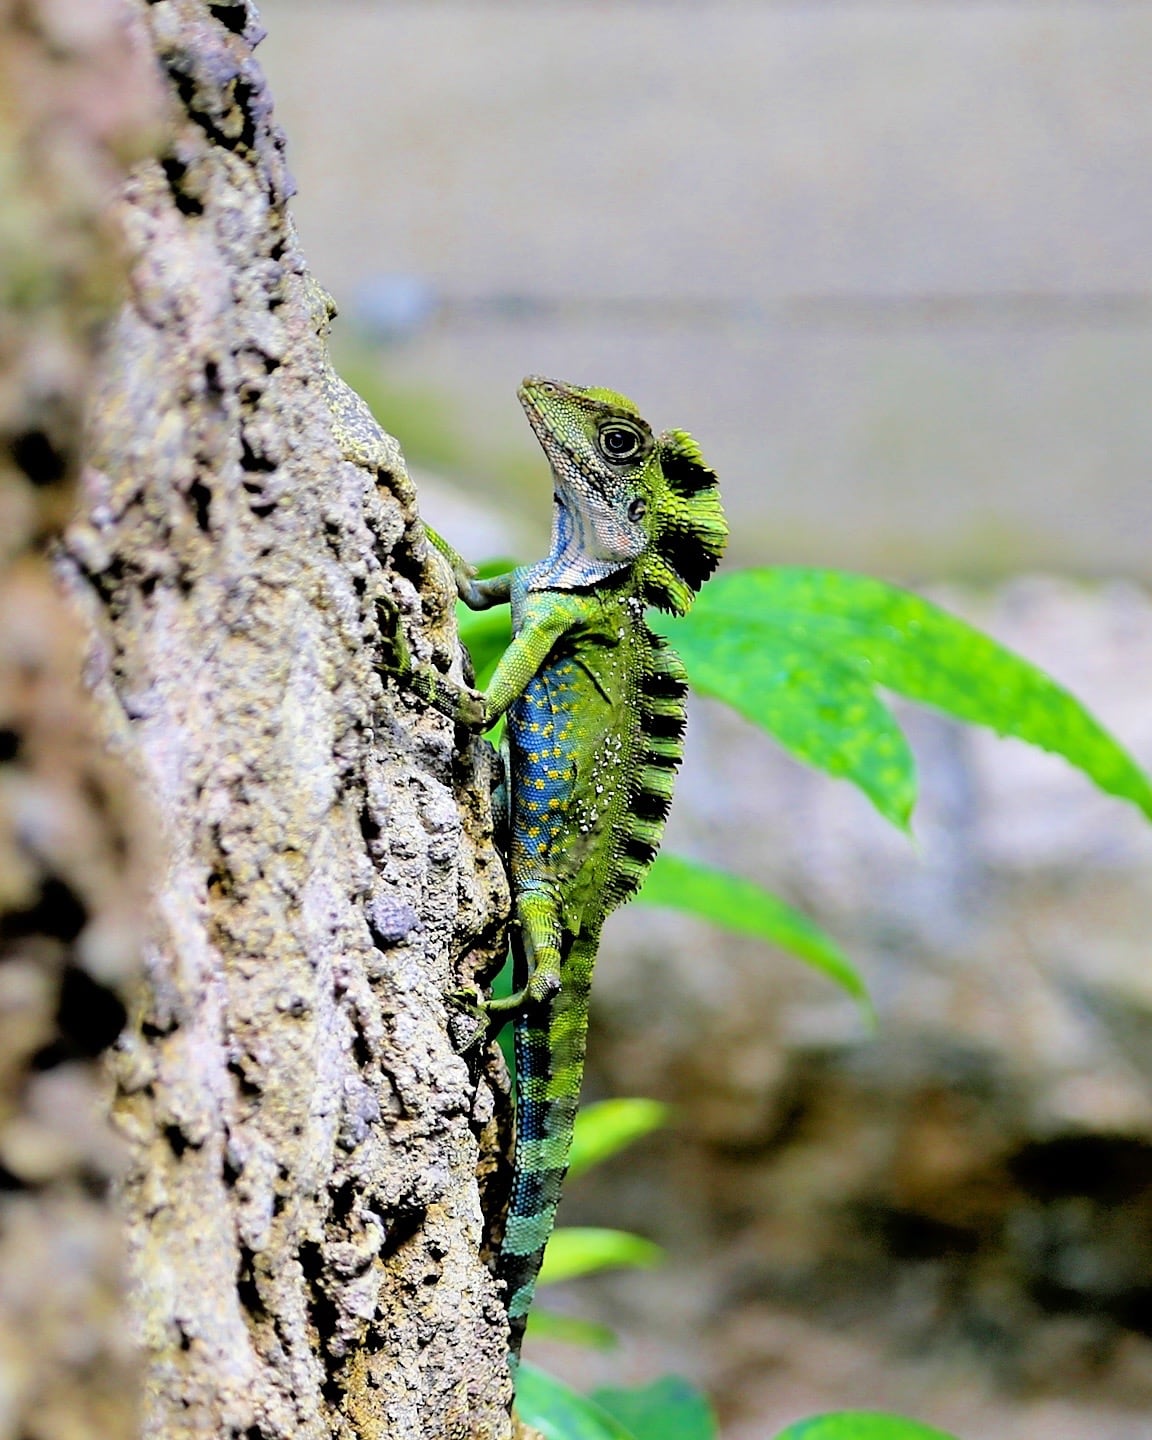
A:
55;1;514;1435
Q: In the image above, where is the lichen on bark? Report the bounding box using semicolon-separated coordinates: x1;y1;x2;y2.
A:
48;1;514;1436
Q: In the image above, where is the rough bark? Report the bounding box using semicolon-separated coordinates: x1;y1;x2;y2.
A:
0;1;161;1437
54;2;514;1436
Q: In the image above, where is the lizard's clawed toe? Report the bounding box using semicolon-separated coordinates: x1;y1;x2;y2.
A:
446;989;491;1049
374;595;411;677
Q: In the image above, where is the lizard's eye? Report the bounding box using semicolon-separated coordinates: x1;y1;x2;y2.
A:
627;497;647;523
598;424;643;463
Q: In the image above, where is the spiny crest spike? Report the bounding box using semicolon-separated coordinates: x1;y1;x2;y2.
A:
659;429;717;496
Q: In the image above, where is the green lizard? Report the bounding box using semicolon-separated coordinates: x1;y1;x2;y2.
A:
378;375;727;1368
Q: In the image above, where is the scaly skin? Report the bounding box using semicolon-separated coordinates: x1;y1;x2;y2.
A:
378;376;727;1370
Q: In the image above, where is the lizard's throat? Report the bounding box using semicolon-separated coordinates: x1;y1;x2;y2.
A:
528;492;633;592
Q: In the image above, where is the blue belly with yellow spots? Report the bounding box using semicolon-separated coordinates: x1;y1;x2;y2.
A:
508;659;582;867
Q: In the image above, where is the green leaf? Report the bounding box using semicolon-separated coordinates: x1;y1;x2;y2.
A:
473;557;520;581
637;854;871;1017
516;1363;637;1440
486;953;516;1078
773;1414;959;1440
568;1099;670;1182
539;1228;663;1286
666;568;1152;829
456;603;512;679
591;1375;718;1440
664;604;914;829
525;1309;618;1350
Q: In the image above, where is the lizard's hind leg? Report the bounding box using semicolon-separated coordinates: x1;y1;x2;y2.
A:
486;890;563;1014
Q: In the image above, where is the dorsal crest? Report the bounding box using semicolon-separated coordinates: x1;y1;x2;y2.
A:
603;628;689;911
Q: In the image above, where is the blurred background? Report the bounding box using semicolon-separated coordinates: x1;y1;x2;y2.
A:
259;5;1152;1436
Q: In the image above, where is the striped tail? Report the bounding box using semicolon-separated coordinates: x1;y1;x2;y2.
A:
497;933;596;1368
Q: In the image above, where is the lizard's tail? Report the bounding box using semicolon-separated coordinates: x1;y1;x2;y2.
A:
497;934;595;1367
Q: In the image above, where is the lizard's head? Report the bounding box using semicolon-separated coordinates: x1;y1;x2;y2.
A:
519;376;727;613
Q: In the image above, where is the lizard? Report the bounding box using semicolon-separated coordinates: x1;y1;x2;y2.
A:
377;375;727;1369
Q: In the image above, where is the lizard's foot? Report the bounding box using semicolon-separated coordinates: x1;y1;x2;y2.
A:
374;594;412;679
446;988;492;1050
483;964;561;1015
452;685;488;730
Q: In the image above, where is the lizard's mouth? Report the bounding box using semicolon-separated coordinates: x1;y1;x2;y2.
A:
517;383;562;456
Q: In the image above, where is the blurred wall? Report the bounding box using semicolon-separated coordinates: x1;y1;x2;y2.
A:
258;0;1152;579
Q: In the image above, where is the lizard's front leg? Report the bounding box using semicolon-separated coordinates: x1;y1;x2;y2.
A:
423;525;513;611
377;587;579;732
374;595;487;727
